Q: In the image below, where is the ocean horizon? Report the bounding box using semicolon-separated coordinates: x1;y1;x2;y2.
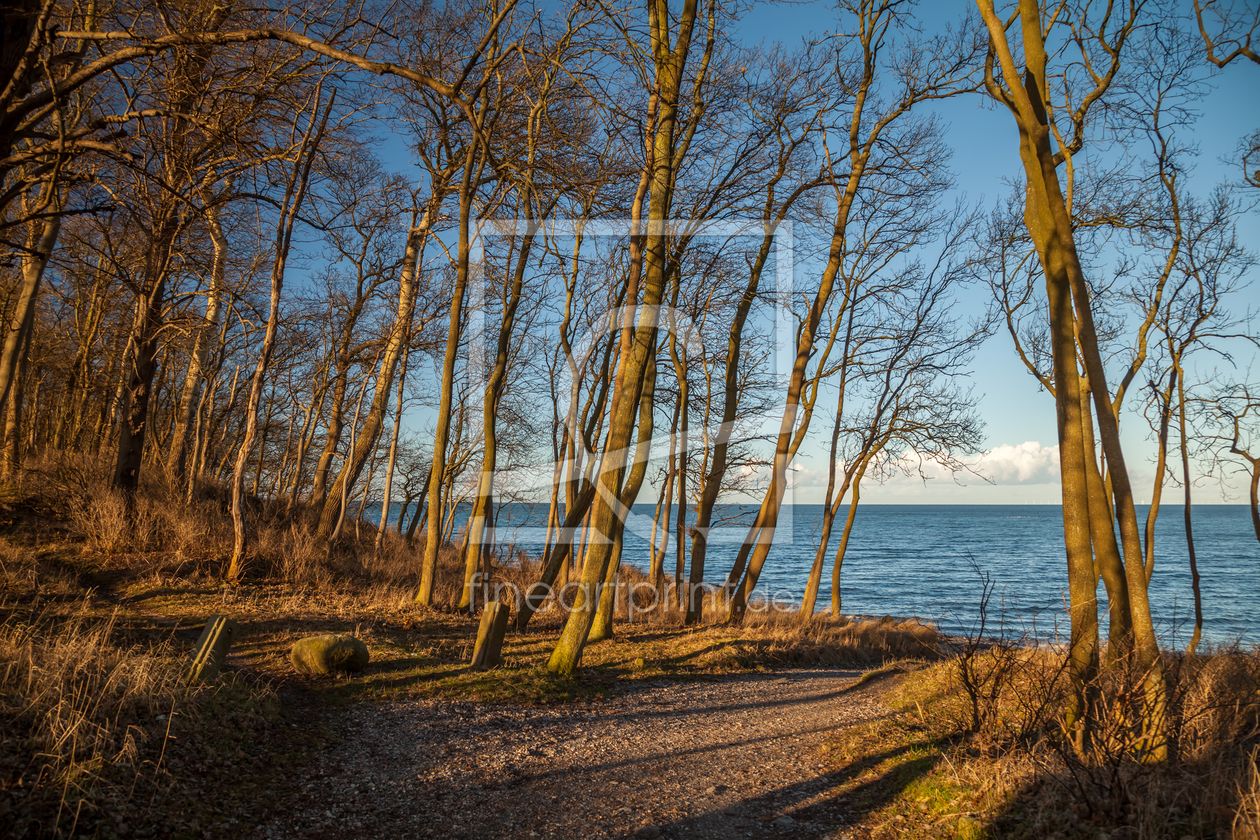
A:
366;502;1259;646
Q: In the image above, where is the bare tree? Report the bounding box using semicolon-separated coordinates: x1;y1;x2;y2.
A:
226;88;330;581
975;0;1171;757
724;1;980;624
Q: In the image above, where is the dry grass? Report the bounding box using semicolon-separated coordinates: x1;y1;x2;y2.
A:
831;638;1260;839
1237;747;1260;840
0;595;279;839
1;602;181;830
23;452;1260;838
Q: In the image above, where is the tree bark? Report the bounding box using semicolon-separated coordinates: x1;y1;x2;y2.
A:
373;342;409;561
227;93;329;582
546;0;710;675
319;214;428;540
0;201;59;435
170;196;228;485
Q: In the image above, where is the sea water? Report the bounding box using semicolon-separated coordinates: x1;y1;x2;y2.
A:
373;502;1259;646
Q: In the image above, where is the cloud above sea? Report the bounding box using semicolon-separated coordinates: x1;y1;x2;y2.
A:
974;441;1060;485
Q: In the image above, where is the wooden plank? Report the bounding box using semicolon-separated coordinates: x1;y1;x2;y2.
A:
470;601;511;668
187;615;239;683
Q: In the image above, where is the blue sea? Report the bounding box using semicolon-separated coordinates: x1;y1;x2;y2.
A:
375;503;1259;646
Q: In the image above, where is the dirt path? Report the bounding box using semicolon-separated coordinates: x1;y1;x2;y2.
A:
263;669;896;840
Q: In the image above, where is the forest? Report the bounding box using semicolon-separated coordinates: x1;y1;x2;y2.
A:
2;0;1260;838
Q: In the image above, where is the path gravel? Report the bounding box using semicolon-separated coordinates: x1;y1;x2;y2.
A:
262;669;893;840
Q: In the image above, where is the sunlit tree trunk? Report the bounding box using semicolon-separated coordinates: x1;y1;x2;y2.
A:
170;197;228;485
373;343;409;561
417;149;481;603
546;0;713;674
829;458;870;616
459;220;538;610
0;195;60;445
228;95;328;582
589;354;657;641
319;214;428;540
976;0;1165;758
1080;377;1132;663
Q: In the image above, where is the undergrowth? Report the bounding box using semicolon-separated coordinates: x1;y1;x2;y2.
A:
0;597;280;839
829;626;1260;839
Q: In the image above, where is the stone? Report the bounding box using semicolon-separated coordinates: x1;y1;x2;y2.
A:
290;633;370;675
471;601;511;668
187;615;238;683
772;815;795;829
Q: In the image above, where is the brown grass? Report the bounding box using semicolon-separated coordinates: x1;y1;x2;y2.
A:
834;638;1260;839
22;452;1260;838
0;596;279;838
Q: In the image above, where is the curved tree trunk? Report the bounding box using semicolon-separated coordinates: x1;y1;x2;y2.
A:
170;198;227;485
546;4;696;671
829;462;868;616
0;204;59;441
228;93;329;582
318;216;427;540
373;342;409;562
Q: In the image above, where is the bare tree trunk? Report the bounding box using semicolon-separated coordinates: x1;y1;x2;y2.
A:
310;367;350;509
328;366;373;546
800;345;857;618
976;0;1163;758
829;458;874;616
459;221;538;610
0;206;59;441
1250;466;1260;544
227;94;329;582
251;386;276;497
374;343;409;561
286;392;321;510
674;382;689;612
318;214;428;539
649;400;680;593
0;321;33;478
1176;360;1202;654
1145;367;1176;586
405;464;432;544
545;78;668;671
417;161;479;604
170;198;228;483
1080;378;1132;663
589;354;658;642
687;221;780;624
113;259;172;498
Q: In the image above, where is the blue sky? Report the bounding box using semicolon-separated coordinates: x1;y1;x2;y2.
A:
372;1;1259;507
725;1;1260;504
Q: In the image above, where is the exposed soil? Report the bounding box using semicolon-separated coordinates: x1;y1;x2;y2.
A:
262;669;898;840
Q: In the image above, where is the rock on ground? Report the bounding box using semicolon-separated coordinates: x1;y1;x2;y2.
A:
290;634;370;676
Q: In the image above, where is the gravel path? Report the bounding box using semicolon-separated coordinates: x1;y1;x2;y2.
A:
263;669;894;840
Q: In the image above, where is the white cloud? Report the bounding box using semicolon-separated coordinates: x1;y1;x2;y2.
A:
975;441;1060;485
